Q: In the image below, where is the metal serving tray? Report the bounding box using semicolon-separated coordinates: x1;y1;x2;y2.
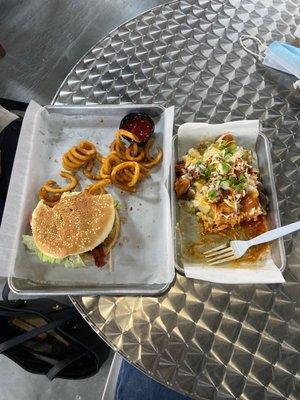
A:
9;277;171;296
171;131;286;275
6;104;175;296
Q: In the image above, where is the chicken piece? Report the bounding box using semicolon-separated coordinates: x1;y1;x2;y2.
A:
216;132;234;145
175;161;186;178
174;177;191;198
240;193;260;213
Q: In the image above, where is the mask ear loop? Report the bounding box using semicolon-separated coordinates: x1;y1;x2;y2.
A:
239;35;267;62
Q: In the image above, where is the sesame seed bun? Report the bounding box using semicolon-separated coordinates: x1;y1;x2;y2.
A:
31;191;115;258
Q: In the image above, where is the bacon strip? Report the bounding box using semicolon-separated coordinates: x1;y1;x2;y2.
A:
91;245;106;268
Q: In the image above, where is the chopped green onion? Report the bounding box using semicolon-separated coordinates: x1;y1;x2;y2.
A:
220;179;231;190
207;188;218;200
235;183;245;190
218;140;227;150
229;177;236;186
203;166;212;179
224;143;237;157
221;162;231;174
228;176;246;191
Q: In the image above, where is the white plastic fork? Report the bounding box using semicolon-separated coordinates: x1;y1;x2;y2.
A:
204;221;300;265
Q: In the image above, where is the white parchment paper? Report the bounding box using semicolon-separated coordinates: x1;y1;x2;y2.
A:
0;101;175;287
177;120;285;284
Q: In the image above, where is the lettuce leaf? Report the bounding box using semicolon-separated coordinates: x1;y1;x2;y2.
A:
22;235;85;268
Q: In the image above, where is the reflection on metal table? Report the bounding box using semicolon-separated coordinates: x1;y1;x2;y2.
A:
53;1;300;399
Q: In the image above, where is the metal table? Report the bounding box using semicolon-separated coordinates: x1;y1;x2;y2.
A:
53;1;300;398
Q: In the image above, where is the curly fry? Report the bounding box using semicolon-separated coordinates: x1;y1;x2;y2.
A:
43;171;78;193
83;152;104;180
86;179;111;195
120;168;146;182
144;138;154;161
142;138;163;168
83;158;94;178
62;140;96;171
141;148;163;168
62;152;80;171
41;124;162;200
70;147;88;161
125;143;145;161
39;181;61;207
110;139;126;157
101;152;122;176
111;161;140;188
39;189;59;204
116;129;141;144
99;131;161;192
78;140;96;156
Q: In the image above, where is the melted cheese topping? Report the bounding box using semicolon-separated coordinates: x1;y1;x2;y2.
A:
181;134;265;233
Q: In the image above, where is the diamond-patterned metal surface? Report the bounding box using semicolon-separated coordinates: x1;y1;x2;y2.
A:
54;0;300;398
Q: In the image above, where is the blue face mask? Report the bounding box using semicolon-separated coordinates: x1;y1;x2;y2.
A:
240;35;300;80
263;41;300;79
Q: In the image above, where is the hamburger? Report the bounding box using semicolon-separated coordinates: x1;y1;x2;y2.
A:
23;191;120;268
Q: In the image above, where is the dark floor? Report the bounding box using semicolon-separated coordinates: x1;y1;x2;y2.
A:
0;352;114;400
